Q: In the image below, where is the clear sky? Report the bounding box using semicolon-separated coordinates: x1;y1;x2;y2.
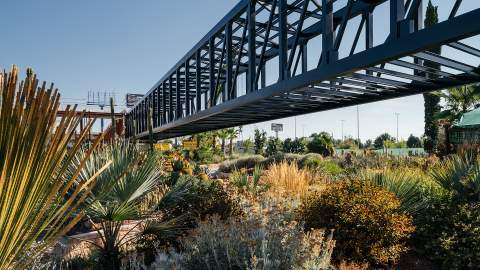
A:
1;0;478;141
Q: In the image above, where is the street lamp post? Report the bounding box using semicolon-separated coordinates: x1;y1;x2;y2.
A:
357;105;360;147
394;113;400;142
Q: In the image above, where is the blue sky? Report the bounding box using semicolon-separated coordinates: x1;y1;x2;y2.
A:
1;0;478;141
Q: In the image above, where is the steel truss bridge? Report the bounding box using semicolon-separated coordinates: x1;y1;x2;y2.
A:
126;0;480;140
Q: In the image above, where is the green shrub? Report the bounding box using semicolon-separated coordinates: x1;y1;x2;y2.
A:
302;156;323;170
262;152;303;167
254;128;267;155
138;175;240;258
192;146;214;163
283;138;307;154
299;179;415;267
230;165;266;194
415;198;480;270
265;137;283;156
318;159;344;176
413;153;480;269
298;153;324;168
374;133;396;149
218;155;266;172
307;132;335;157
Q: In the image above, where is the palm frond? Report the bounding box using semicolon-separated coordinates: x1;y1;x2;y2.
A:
156;178;196;212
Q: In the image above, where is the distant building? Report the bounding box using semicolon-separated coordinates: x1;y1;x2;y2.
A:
449;107;480;145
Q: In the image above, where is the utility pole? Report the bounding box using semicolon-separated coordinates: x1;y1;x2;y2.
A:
341;120;346;141
357;105;360;147
395;112;400;142
294;116;297;138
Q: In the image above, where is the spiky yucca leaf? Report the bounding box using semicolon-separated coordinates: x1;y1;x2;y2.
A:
363;170;429;217
431;153;480;202
0;66;110;269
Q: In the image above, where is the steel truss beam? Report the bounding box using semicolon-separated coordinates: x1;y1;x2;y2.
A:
126;0;480;140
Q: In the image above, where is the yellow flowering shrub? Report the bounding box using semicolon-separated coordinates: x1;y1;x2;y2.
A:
298;179;415;267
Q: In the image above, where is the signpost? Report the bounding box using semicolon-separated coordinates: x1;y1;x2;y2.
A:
182;140;198;151
154;143;172;151
126;93;144;108
271;123;283;138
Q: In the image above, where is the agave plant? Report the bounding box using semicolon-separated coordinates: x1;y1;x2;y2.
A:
363;170;430;217
69;140;193;270
431;152;480;203
0;66;110;269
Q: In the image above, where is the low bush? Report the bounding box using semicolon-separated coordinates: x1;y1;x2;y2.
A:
298;153;324;168
230;165;267;194
153;197;335;270
298;179;415;267
415;197;480;270
138;175;241;259
318;159;344;176
218;155;266;172
413;153;480;269
301;157;344;179
262;152;303;167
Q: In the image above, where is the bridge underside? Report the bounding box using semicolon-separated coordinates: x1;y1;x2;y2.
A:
126;0;480;140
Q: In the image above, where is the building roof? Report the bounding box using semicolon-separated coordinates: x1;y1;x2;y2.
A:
453;107;480;129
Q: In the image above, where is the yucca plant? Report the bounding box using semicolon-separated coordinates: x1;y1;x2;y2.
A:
431;152;480;203
0;66;110;269
68;140;193;270
363;170;430;217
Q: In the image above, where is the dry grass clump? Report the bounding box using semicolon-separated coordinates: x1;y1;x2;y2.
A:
263;161;314;198
338;260;369;270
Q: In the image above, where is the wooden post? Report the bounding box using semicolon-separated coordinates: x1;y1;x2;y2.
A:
110;97;116;141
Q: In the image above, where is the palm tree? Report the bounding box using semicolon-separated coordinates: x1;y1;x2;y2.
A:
69;140;192;269
217;129;230;155
0;66;110;269
227;128;240;156
436;84;480;122
243;138;254;153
